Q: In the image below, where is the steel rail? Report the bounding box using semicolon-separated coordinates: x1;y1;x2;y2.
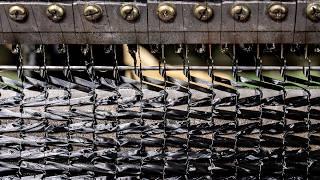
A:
0;65;317;71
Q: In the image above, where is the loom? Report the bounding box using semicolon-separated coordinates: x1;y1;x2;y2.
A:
0;0;319;179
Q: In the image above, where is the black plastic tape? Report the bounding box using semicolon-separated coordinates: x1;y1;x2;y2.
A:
0;68;319;179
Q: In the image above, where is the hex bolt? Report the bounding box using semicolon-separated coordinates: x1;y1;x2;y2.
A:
230;4;250;22
9;5;28;22
267;3;288;21
120;4;140;22
83;4;103;22
157;3;176;23
193;4;213;22
46;4;65;23
306;3;320;22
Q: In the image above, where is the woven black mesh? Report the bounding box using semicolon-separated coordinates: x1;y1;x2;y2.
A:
0;44;319;179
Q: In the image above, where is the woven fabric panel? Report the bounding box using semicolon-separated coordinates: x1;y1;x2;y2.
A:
0;45;319;179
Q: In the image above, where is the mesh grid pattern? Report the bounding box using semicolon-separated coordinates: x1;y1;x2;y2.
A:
0;44;319;179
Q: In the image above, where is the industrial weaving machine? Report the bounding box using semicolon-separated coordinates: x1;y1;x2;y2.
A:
0;0;320;179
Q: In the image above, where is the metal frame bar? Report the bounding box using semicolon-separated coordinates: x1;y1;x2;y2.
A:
2;65;319;71
0;0;317;44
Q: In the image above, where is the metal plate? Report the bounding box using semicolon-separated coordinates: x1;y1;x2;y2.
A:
0;2;42;43
108;2;148;44
0;0;317;44
258;0;296;43
295;0;320;44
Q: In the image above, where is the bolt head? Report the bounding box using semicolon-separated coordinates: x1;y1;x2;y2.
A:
193;4;213;22
47;4;65;23
306;3;320;22
157;3;176;23
83;4;103;22
120;4;140;22
9;5;28;22
267;3;288;21
230;4;251;22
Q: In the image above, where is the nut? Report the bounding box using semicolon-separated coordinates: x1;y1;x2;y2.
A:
9;5;28;22
306;3;320;22
193;4;213;22
267;3;288;21
157;3;176;22
230;4;251;22
46;4;65;22
83;4;103;22
120;4;140;22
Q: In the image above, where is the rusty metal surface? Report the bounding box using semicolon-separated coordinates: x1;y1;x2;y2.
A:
0;0;318;44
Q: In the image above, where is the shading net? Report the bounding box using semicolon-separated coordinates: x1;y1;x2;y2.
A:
0;44;320;179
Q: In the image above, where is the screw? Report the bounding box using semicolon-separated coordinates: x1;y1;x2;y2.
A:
83;4;103;22
46;4;65;23
306;3;320;22
157;3;176;23
9;5;28;22
230;4;250;22
120;4;140;22
193;4;213;22
267;3;288;21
